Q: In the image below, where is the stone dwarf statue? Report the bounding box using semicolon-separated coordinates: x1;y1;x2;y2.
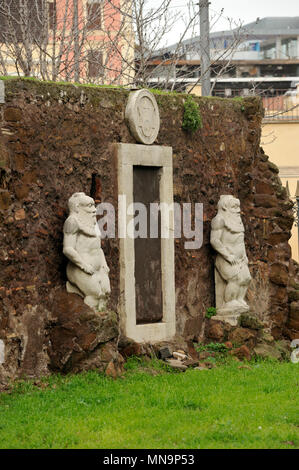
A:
63;192;111;311
210;195;251;323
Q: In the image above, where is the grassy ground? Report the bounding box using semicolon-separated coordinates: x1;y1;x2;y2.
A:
0;358;298;449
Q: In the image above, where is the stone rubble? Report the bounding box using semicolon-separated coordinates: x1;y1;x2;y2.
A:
173;351;187;360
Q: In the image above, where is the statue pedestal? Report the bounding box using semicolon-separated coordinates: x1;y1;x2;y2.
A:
212;314;240;327
213;305;249;326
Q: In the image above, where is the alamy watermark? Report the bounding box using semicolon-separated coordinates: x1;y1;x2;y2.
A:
96;195;203;250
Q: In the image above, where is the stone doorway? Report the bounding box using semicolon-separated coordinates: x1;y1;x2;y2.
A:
115;143;176;343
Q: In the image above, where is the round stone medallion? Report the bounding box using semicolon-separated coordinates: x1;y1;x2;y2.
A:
125;89;160;145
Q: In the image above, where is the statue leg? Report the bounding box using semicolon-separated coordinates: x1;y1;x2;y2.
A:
83;276;106;311
67;265;111;311
215;269;226;309
237;286;249;306
236;266;251;306
66;280;84;297
224;278;240;308
96;271;111;311
84;271;111;311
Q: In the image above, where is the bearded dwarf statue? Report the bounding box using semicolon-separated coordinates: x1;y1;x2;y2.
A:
210;195;251;325
63;192;111;311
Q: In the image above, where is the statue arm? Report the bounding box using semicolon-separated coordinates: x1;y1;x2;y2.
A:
210;217;236;264
63;217;94;274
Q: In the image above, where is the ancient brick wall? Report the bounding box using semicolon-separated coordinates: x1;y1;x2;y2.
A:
0;78;296;383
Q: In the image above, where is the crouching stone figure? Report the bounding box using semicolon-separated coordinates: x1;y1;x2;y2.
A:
63;192;111;311
210;195;251;324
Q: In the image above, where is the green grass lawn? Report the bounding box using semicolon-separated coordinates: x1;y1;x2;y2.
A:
0;358;298;449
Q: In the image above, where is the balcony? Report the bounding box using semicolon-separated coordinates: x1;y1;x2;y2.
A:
213;87;299;122
262;89;299;121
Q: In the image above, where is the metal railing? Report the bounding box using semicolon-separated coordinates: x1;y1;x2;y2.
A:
213;88;299;121
262;89;299;121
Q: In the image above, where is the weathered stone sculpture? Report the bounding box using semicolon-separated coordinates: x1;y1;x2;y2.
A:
210;195;251;325
125;88;160;145
63;192;111;311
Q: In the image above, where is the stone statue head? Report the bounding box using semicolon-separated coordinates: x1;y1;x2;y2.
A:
68;192;96;223
217;195;240;214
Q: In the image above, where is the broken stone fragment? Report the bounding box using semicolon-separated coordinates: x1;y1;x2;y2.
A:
253;343;282;361
182;359;199;368
239;313;264;330
15;208;26;220
207;321;225;342
228;327;257;349
158;346;172;360
105;360;118;379
105;355;125;379
229;345;251;361
121;341;143;358
291;349;299;364
4;107;22;122
269;262;289;286
165;359;187;371
259;331;275;344
173;351;187;360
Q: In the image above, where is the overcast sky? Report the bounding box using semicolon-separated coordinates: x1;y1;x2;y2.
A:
206;0;298;31
162;0;299;45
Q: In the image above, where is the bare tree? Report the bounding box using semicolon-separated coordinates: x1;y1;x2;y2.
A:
104;0;247;93
0;0;263;95
0;0;132;84
104;0;202;89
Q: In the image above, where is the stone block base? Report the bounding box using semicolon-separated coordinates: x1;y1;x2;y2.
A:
212;314;240;327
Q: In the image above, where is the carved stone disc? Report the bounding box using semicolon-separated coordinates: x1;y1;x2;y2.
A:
125;89;160;145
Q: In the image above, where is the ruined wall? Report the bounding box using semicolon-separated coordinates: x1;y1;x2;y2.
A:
0;78;296;384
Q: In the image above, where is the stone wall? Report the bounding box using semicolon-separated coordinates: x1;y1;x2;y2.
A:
0;78;297;384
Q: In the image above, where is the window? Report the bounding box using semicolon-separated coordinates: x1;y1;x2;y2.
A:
87;2;102;31
87;50;104;78
0;0;45;42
